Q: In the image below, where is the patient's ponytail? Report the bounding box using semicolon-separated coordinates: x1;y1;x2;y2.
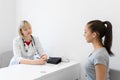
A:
103;21;114;56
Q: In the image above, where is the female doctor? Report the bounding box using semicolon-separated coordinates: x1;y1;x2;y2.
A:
9;20;47;65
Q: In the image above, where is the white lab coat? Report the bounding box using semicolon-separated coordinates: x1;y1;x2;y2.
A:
9;35;44;65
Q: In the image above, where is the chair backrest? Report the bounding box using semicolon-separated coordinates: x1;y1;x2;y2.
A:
110;69;120;80
0;50;13;68
109;57;120;80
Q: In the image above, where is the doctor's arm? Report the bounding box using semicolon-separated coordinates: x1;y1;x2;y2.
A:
19;58;46;65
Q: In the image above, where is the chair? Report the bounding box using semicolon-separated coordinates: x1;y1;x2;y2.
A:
0;50;13;68
109;57;120;80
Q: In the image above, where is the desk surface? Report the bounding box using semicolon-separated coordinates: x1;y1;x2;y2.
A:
0;60;80;80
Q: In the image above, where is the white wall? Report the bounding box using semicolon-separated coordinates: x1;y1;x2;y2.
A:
0;0;16;53
16;0;120;59
16;0;120;79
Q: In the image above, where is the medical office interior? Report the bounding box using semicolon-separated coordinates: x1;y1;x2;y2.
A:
0;0;120;80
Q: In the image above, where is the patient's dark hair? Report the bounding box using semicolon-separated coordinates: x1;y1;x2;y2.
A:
87;20;114;56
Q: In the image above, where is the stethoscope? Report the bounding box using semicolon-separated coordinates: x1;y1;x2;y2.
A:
22;35;38;53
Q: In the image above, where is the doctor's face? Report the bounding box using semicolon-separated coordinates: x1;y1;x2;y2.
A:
21;25;32;37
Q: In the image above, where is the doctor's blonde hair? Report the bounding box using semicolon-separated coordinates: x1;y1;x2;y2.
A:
18;20;31;38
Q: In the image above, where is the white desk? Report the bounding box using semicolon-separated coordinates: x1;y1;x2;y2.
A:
0;60;80;80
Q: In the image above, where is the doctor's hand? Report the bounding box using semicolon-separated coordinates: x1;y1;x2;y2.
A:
32;54;47;65
39;58;46;65
40;54;47;61
33;58;46;65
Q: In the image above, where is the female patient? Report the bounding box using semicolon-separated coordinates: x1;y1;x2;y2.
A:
9;20;47;65
84;20;114;80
